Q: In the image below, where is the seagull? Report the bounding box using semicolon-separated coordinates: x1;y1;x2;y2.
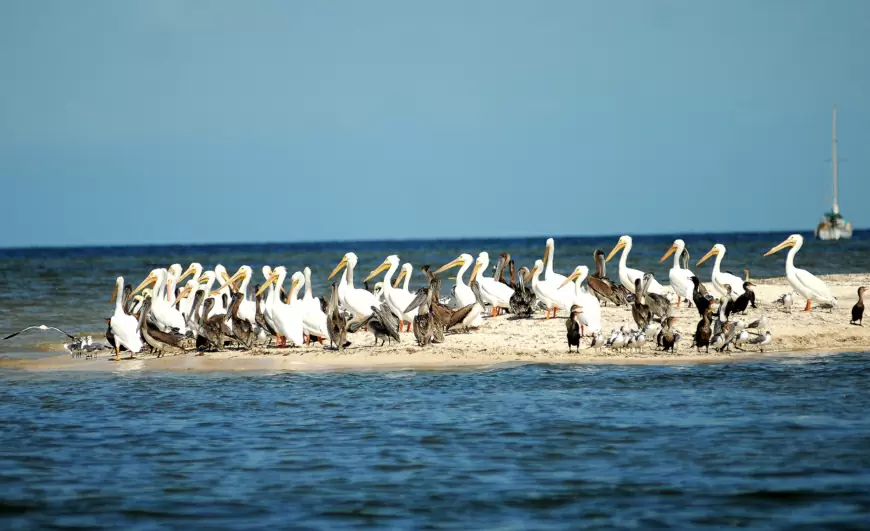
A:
4;324;75;341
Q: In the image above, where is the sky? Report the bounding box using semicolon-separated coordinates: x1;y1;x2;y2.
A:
1;0;869;248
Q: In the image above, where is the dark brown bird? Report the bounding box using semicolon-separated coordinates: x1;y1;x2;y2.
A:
566;304;583;352
588;249;631;306
642;273;671;319
351;303;401;346
660;316;679;353
851;286;866;326
326;283;349;350
226;291;254;349
411;286;436;347
420;265;476;336
691;276;713;318
632;278;652;329
137;297;186;357
693;306;714;353
508;266;536;318
729;281;757;315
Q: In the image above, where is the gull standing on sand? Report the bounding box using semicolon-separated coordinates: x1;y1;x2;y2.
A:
764;234;837;311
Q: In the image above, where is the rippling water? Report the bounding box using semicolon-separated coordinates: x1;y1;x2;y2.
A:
2;356;870;528
2;230;870;356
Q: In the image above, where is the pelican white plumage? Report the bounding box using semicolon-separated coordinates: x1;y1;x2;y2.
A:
109;276;142;358
328;252;378;324
256;266;304;347
696;244;745;298
392;263;413;294
528;259;571;319
469;252;514;316
165;264;183;305
543;238;569;287
131;269;187;334
366;255;417;332
176;263;203;317
764;234;837;311
660;239;695;307
299;267;328;341
559;265;601;334
606;235;664;295
210;265;257;327
434;253;483;328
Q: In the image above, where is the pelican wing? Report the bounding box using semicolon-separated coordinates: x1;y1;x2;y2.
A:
793;268;834;302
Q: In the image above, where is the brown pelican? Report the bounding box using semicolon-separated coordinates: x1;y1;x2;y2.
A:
326;283;349;351
351;303;401;346
434;254;484;327
642;273;671;319
198;298;225;351
566;305;583;352
411;286;435;347
415;267;476;339
588;249;630;306
508;266;536;318
226;292;254;349
138;297;186;357
851;287;866;326
632;278;652;329
660;317;679;353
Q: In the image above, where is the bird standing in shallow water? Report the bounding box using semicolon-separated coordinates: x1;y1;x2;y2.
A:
851;287;866;326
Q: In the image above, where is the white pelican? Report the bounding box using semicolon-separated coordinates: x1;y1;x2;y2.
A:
210;265;257;327
469;252;514;316
293;267;329;342
328;252;378;324
256;266;304;347
176;263;203;317
559;265;602;334
434;254;483;328
365;255;417;332
660;239;695;307
211;264;232;313
393;263;413;293
109;276;142;358
696;244;745;298
764;234;837;311
606;235;664;295
165;264;183;305
528;259;571;319
260;265;279;338
131;269;187;334
543;238;569;287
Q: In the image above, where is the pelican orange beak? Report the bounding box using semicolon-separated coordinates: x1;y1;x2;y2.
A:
208;269;246;297
393;268;407;288
527;264;539;279
255;273;280;296
131;272;158;296
365;260;391;283
660;244;678;263
178;264;197;282
542;242;550;265
175;284;193;302
559;270;581;290
469;261;483;282
764;237;795;256
606;240;626;262
328;256;348;280
434;256;465;275
110;283;119;304
697;247;719;266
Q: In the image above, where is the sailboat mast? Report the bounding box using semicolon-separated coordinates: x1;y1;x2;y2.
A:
832;104;839;215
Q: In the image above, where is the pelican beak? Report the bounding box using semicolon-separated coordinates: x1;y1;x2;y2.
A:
110;283;119;304
605;240;625;262
131;273;157;296
542;242;550;265
469;261;482;282
290;278;299;296
434;256;464;275
660;245;677;263
178;264;196;282
764;237;794;256
364;260;391;283
209;269;246;297
392;269;407;288
328;257;348;280
528;264;539;279
175;284;193;302
696;247;718;266
255;273;280;296
559;270;580;290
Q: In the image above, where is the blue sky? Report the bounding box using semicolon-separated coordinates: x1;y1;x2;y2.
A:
1;0;868;248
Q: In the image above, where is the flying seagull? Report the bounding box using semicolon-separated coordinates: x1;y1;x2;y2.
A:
4;325;75;341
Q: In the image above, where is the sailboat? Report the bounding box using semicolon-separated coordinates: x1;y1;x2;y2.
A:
815;105;853;240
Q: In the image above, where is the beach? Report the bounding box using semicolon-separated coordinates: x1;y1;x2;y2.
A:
4;273;868;372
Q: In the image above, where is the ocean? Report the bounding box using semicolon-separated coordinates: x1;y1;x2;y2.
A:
2;231;870;528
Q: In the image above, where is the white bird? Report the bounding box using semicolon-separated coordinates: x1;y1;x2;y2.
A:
606;235;664;295
365;255;417;332
748;330;772;352
328;252;379;325
131;269;188;334
109;276;142;358
3;324;75;341
764;234;837;311
434;253;484;328
696;244;745;298
542;238;570;288
165;263;183;305
559;265;602;334
660;239;695;308
300;266;328;342
528;259;571;319
210;265;258;328
256;266;304;347
392;263;414;294
175;262;203;317
773;292;795;312
469;252;514;317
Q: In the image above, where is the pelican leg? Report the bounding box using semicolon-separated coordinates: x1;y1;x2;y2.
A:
114;346;120;361
405;322;411;333
581;325;585;338
545;309;551;319
398;320;404;333
553;307;558;318
677;296;681;308
303;334;309;345
804;299;812;312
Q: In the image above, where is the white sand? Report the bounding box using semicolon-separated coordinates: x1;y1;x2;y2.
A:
4;274;869;372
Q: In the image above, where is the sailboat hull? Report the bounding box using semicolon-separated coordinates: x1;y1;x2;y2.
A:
816;220;853;240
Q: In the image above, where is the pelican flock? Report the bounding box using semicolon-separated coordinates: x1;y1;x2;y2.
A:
7;234;856;360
